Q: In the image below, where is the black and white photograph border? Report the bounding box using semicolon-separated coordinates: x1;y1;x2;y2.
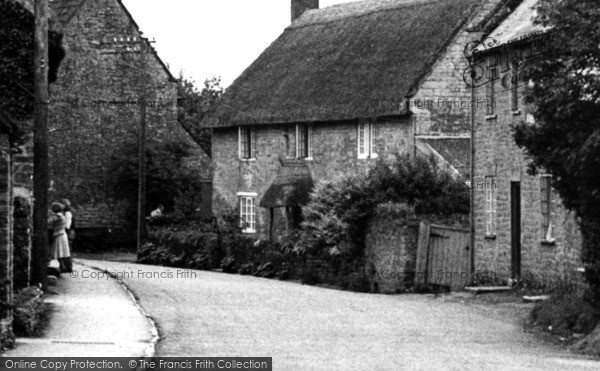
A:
1;0;600;369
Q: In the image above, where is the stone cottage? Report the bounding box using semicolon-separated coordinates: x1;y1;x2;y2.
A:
0;111;20;347
0;0;66;347
471;0;582;285
204;0;510;239
47;0;211;236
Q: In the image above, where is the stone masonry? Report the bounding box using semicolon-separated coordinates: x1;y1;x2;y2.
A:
472;41;583;286
211;0;507;239
212;118;414;238
48;0;210;230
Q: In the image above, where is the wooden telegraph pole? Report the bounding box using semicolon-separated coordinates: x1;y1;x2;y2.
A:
136;38;152;253
32;0;50;286
137;89;147;252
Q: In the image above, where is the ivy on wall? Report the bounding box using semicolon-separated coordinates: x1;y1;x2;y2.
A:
0;0;65;120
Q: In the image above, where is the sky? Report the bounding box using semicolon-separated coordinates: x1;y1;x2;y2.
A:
122;0;359;89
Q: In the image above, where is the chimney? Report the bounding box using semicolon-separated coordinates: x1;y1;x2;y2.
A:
291;0;319;22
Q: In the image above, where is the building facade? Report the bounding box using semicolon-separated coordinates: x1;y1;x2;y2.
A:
471;0;582;285
47;0;211;231
206;0;509;239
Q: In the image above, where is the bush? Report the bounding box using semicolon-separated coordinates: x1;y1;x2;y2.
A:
531;285;600;337
13;287;45;337
138;229;222;270
299;154;470;256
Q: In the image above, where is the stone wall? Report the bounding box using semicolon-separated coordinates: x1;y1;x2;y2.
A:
412;0;504;136
48;0;210;228
212;118;413;238
472;43;583;286
365;215;418;294
13;190;31;291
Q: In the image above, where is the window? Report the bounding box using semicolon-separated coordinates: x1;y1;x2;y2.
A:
511;60;520;112
238;193;257;233
358;121;378;159
485;176;497;236
540;175;552;238
486;56;498;116
239;126;256;160
296;124;312;159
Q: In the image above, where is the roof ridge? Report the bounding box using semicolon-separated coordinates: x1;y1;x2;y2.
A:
289;0;440;29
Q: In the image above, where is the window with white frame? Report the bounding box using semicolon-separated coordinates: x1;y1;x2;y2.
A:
358;120;377;159
296;124;312;159
239;126;256;160
238;193;257;233
485;176;497;236
540;175;552;238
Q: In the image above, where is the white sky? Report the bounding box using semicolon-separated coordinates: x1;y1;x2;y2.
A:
122;0;359;88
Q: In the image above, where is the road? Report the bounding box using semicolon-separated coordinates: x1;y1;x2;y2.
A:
79;259;599;370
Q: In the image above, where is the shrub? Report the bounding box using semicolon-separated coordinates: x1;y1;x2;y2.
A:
108;139;207;224
299;154;470;256
138;228;221;270
531;284;600;337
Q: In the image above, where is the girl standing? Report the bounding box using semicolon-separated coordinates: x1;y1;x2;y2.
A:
49;202;71;273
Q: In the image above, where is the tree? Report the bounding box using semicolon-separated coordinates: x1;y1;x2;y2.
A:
109;139;205;223
176;74;223;157
513;0;600;304
0;0;64;120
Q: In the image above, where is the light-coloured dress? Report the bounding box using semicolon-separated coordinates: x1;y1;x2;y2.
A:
49;213;70;259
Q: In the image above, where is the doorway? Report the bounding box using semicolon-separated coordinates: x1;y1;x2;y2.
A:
510;181;521;280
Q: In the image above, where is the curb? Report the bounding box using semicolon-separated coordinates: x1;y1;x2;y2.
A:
74;260;160;358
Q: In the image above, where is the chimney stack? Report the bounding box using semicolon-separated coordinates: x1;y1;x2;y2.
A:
292;0;319;22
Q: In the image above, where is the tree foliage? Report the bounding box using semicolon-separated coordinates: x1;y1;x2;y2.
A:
108;139;205;223
513;0;600;304
176;74;223;157
299;155;470;255
0;0;65;120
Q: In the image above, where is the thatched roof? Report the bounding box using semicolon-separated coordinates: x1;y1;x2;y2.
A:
260;158;314;208
204;0;482;128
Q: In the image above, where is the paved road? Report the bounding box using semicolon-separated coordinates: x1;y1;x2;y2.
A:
79;259;599;370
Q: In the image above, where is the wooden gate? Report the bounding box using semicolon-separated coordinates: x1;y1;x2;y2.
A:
415;223;471;291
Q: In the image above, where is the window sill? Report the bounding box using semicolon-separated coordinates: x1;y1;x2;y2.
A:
484;234;497;240
240;158;257;162
298;157;313;161
541;239;556;246
512;110;521;116
485;115;497;120
242;230;256;234
358;154;378;160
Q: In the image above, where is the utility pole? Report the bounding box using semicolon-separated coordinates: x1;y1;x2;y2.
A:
137;89;147;252
32;0;49;286
136;39;152;253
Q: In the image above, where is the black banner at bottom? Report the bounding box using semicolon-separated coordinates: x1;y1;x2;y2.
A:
0;358;272;371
